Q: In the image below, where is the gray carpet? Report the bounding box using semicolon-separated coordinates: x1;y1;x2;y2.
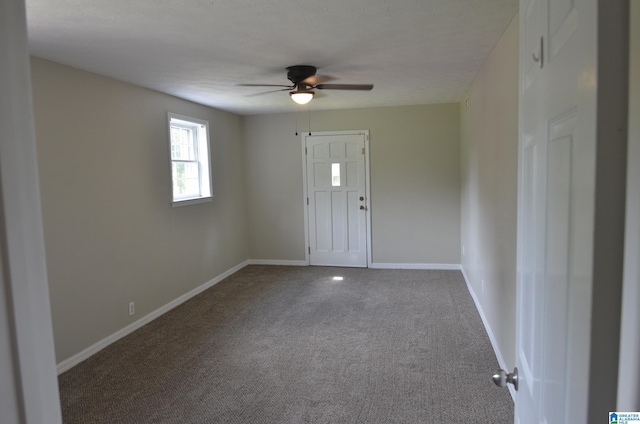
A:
58;266;513;423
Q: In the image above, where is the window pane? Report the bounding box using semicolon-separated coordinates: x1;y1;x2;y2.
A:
331;163;341;186
172;162;200;197
170;126;196;161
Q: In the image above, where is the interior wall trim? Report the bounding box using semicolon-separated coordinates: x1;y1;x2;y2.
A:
460;266;516;401
248;261;460;270
56;260;251;374
369;263;461;270
247;259;308;266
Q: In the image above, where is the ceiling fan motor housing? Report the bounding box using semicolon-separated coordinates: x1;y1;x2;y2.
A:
286;65;317;84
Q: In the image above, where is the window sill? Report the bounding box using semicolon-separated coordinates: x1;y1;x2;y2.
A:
171;196;213;208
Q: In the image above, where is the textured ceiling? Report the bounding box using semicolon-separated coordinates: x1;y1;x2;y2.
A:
26;0;518;115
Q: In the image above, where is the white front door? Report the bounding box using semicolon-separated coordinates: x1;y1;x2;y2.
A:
516;0;624;422
304;132;368;267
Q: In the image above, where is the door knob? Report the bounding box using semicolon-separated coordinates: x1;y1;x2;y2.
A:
492;367;518;391
359;205;366;210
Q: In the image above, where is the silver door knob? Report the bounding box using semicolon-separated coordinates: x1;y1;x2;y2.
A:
492;367;518;391
359;205;366;210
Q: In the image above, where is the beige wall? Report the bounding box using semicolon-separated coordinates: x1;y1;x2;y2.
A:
31;58;248;363
460;15;519;368
243;104;461;265
618;1;640;410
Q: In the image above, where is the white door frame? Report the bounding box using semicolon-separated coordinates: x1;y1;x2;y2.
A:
0;0;62;422
301;130;372;267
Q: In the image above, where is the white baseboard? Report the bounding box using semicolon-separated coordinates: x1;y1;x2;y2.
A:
460;266;515;401
247;261;461;270
56;260;250;374
369;262;461;270
247;259;308;266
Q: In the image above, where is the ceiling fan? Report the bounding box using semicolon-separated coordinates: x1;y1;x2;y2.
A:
239;65;373;105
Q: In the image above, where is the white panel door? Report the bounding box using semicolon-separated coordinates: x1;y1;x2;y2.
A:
305;134;367;267
516;0;597;423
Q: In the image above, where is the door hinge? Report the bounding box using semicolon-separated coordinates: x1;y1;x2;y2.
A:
361;147;365;154
305;147;308;155
308;247;311;254
307;197;309;205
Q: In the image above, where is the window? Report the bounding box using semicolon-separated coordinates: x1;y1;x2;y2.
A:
331;163;341;186
168;113;212;206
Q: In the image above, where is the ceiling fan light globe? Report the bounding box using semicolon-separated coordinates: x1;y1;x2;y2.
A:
290;91;314;105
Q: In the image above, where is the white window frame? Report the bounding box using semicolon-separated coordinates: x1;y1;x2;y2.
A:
167;113;213;207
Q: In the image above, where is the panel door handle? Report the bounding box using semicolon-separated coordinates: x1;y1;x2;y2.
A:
359;205;367;210
532;37;544;68
492;367;518;391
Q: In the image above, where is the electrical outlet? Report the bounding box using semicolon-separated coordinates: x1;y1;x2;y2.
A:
462;245;465;256
128;301;135;316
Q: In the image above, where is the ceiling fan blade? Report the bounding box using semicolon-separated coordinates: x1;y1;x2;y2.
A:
244;88;291;97
237;83;294;88
315;84;374;91
301;75;335;86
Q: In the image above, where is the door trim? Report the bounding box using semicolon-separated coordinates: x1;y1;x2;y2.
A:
301;130;372;267
1;0;63;421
